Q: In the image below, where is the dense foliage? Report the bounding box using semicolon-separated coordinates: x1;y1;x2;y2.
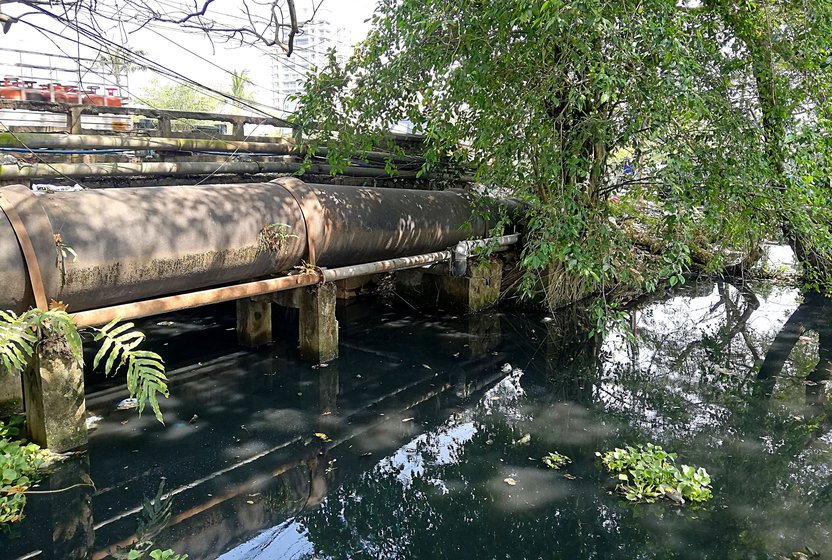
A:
294;0;832;303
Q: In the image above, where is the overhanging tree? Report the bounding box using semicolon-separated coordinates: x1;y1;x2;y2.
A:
701;0;832;290
293;0;832;305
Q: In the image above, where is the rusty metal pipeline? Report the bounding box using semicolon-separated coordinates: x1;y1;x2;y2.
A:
0;179;494;314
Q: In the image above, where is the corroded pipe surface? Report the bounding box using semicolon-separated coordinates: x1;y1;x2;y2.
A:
0;181;488;312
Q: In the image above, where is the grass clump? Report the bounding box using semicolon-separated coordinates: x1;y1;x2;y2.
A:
598;443;713;505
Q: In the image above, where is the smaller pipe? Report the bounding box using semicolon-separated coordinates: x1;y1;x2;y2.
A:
70;252;453;327
71;237;518;327
0;132;425;164
322;251;451;282
71;272;321;327
0;147;130;154
456;233;521;252
452;234;520;276
0;161;436;180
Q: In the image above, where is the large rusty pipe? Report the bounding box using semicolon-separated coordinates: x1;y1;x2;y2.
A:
0;180;492;313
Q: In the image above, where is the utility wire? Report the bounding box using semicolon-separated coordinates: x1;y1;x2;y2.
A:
19;17;295;126
22;5;290;121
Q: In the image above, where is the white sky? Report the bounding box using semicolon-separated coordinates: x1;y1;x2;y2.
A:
0;0;378;113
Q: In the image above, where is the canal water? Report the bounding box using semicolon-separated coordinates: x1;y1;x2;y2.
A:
2;275;831;559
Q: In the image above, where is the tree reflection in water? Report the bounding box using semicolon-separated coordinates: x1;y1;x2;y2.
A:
4;281;831;560
294;280;831;560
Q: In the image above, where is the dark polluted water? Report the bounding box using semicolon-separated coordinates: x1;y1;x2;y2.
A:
2;277;831;560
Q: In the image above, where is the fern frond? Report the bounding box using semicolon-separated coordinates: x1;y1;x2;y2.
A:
93;321;167;423
21;308;84;366
0;310;36;375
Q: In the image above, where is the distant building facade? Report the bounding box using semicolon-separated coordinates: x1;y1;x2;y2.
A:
271;7;349;112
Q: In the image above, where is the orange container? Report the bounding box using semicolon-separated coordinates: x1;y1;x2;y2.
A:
0;87;23;100
104;88;123;106
45;84;67;103
63;86;80;104
82;88;104;105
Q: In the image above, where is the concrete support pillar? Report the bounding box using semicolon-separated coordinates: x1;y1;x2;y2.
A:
0;369;23;416
438;258;503;313
299;283;338;363
23;335;87;452
236;297;273;347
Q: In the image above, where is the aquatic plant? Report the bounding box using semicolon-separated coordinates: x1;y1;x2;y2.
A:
542;451;571;470
0;416;52;525
598;443;713;504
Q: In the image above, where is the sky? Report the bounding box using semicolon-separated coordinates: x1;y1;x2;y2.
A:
0;0;378;115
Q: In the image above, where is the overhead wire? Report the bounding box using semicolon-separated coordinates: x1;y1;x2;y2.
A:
22;4;289;121
12;19;276;169
18;17;294;126
2;3;419;182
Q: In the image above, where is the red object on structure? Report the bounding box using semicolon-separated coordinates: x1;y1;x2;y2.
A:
46;83;67;103
1;79;125;107
104;88;123;107
81;86;104;105
22;81;44;101
1;77;23;100
63;85;80;104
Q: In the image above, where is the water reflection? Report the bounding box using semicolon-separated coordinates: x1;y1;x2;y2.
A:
282;280;830;560
3;278;832;560
2;304;512;560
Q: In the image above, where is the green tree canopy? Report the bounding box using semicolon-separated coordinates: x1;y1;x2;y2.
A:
293;0;832;301
140;78;221;113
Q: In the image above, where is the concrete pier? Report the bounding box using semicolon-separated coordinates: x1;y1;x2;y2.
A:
0;370;22;416
437;258;503;313
236;297;273;347
299;284;339;364
22;335;87;452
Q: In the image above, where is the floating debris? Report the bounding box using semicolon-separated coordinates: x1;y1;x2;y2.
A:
514;433;531;446
85;415;103;430
543;452;572;470
503;477;517;486
115;398;139;410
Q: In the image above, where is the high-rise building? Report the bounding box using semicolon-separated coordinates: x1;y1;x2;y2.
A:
271;6;348;113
